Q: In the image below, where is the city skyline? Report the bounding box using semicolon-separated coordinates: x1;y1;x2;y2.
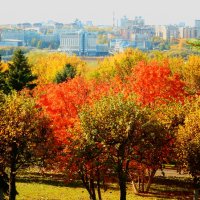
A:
0;0;199;26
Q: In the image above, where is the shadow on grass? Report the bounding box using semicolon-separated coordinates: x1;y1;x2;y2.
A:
16;171;118;191
126;176;194;200
136;192;193;200
17;171;82;188
153;176;193;188
17;172;194;199
144;176;193;199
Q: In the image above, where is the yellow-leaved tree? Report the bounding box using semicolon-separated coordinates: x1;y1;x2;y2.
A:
176;97;200;199
28;51;86;84
90;48;147;81
182;55;200;94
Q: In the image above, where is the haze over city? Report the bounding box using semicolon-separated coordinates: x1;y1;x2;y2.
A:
0;0;199;26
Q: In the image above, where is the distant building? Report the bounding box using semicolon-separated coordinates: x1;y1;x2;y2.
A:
86;21;93;27
0;39;23;47
54;23;64;29
156;25;179;41
59;30;97;56
179;27;197;39
33;23;43;28
195;20;200;38
120;16;145;28
85;32;97;56
60;30;84;55
17;23;32;29
1;29;25;43
96;44;109;56
40;34;58;42
109;39;131;52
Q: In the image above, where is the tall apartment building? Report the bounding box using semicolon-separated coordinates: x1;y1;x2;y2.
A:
156;25;179;41
59;30;97;56
195;20;200;38
179;27;197;39
120;16;145;28
84;32;97;56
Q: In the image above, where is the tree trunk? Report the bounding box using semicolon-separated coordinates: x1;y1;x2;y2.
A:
118;173;127;200
193;189;199;200
141;170;145;193
97;170;102;200
131;180;139;194
90;178;96;200
9;143;18;200
117;143;127;200
138;175;141;192
193;177;199;200
0;187;4;200
145;169;157;192
80;172;94;200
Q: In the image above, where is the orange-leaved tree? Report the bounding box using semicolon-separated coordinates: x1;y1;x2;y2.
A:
126;61;186;106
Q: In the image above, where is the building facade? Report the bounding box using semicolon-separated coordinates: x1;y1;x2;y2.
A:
59;30;97;56
195;20;200;38
1;29;25;43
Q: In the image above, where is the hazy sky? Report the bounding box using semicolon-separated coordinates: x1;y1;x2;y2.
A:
0;0;199;26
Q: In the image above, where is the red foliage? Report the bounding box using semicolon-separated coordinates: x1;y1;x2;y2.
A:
36;77;90;144
126;61;186;106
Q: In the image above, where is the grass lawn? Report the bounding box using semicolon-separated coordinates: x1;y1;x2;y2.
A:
14;170;195;200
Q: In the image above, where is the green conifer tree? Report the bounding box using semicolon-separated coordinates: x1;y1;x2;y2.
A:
54;63;76;83
4;49;37;94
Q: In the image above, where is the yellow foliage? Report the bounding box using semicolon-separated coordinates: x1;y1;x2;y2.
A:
168;57;185;76
0;62;9;72
28;51;86;84
92;48;147;81
183;55;200;92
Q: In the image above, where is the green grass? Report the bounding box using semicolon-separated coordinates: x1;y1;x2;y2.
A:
14;170;194;200
86;60;99;68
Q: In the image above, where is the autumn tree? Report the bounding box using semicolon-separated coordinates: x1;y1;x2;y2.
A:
0;92;52;200
28;52;86;84
0;56;5;91
92;48;147;81
126;61;186;106
176;97;200;199
36;77;103;199
79;94;145;200
182;55;200;94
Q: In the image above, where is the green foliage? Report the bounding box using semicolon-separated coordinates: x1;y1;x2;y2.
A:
187;39;200;50
80;94;140;144
2;49;37;94
54;64;76;83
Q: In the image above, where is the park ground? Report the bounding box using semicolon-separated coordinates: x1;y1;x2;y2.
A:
15;168;197;200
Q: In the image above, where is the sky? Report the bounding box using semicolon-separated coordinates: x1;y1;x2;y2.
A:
0;0;199;26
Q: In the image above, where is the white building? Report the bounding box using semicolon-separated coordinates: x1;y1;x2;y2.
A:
59;30;97;56
85;32;97;56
